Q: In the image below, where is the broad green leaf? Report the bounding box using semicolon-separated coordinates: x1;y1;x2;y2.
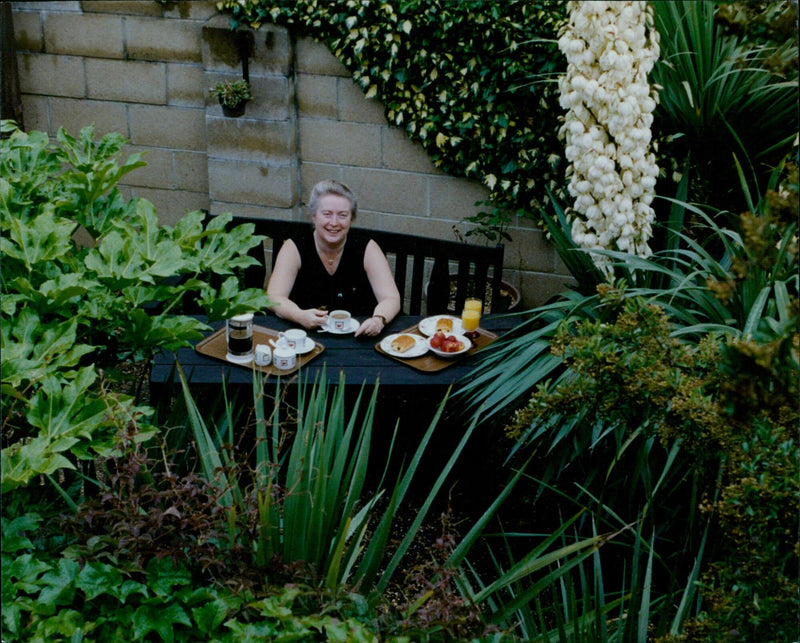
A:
192;594;242;634
36;558;79;614
199;277;272;320
1;514;41;553
194;213;264;274
76;561;124;601
144;557;192;597
1;311;95;388
223;619;281;638
2;435;78;492
11;273;95;315
118;308;209;352
1;600;21;637
3;552;52;588
133;602;191;643
127;200;188;278
37;609;86;640
1;211;76;270
84;230;149;287
119;579;149;603
25;367;103;437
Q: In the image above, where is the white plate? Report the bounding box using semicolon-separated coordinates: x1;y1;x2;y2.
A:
226;352;253;364
427;332;471;358
418;315;463;337
295;337;316;355
380;333;429;358
322;317;359;334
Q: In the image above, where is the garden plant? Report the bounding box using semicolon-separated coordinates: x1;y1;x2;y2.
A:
3;0;799;640
0;121;601;640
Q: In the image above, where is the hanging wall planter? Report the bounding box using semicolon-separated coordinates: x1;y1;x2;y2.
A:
210;79;252;118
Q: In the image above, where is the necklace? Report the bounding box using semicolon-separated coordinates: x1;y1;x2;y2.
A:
315;234;343;267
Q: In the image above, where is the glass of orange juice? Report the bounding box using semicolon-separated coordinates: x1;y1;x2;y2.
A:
461;297;482;346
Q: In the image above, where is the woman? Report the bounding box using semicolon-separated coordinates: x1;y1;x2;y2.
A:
266;180;401;337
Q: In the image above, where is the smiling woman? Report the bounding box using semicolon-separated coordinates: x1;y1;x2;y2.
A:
266;180;401;336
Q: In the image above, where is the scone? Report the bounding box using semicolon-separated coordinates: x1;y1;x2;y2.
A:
435;317;453;334
390;334;416;353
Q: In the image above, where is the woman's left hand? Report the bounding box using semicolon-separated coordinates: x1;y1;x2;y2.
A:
354;315;385;337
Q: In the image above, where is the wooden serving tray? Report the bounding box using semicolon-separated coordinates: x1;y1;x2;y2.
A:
195;325;324;377
375;324;497;373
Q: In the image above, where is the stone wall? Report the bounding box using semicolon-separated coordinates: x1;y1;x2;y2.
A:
11;0;571;308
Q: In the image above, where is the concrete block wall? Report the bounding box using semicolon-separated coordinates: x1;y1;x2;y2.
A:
12;0;215;222
11;1;571;309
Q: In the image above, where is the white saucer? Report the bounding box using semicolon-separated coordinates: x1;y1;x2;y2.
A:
380;333;429;358
226;352;253;364
322;317;359;334
294;337;316;355
418;315;463;337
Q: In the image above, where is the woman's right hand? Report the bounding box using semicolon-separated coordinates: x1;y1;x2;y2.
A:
298;308;329;329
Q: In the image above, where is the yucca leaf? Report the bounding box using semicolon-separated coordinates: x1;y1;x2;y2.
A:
176;361;232;507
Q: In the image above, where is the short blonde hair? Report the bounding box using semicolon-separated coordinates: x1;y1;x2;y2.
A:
307;180;358;218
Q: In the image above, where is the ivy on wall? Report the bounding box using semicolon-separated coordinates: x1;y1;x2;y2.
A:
216;0;568;241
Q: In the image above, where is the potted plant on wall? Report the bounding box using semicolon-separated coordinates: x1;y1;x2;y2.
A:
210;79;253;118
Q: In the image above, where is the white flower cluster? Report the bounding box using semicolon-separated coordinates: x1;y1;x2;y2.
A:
557;1;660;272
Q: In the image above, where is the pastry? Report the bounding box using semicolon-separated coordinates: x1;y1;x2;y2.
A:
390;334;416;353
435;317;453;334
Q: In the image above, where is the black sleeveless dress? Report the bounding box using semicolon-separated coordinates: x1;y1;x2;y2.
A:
288;231;378;316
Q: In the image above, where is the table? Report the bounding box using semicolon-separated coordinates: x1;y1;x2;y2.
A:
149;313;516;511
149;314;514;389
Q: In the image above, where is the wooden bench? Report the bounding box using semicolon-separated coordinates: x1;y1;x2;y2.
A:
220;214;505;315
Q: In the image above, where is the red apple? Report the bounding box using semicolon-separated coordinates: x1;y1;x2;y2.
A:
430;331;445;348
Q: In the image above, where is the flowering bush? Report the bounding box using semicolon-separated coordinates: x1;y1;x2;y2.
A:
557;1;660;272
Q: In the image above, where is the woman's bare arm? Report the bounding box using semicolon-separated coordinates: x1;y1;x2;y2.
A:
355;240;401;336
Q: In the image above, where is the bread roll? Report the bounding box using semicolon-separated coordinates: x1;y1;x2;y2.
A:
435;317;453;334
390;334;416;353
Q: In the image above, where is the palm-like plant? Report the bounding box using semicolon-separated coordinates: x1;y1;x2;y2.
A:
650;0;798;213
177;364;488;598
453;158;797;638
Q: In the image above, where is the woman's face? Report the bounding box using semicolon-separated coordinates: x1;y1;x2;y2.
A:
312;193;353;246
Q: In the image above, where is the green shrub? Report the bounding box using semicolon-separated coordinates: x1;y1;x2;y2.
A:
1;121;270;494
2;514;385;642
457;160;798;638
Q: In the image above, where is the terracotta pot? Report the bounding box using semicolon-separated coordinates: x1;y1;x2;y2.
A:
445;276;521;314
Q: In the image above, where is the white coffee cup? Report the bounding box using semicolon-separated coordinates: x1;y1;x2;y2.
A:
328;310;351;331
278;328;307;351
254;344;271;366
272;345;296;370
